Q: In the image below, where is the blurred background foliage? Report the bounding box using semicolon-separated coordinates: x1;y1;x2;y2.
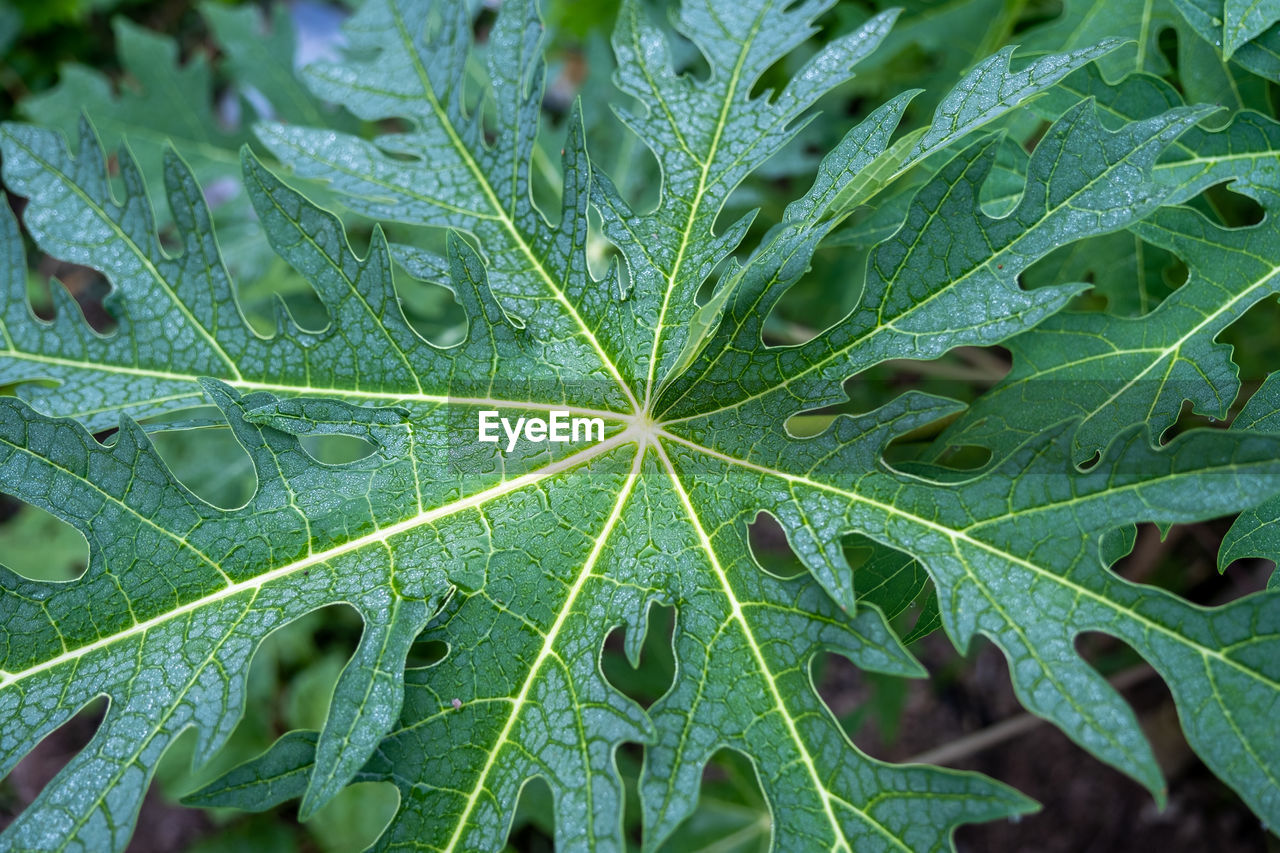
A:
2;0;1279;850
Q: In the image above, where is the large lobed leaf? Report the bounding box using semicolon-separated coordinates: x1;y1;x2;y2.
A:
2;0;1279;850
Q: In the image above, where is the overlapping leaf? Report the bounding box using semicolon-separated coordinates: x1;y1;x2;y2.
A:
936;68;1280;460
0;117;628;425
1221;374;1280;581
19;4;356;277
0;375;457;850
21;3;361;183
1021;0;1277;110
